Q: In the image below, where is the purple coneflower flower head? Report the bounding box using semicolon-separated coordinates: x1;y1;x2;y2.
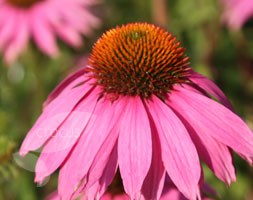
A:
0;0;100;63
20;23;253;200
221;0;253;30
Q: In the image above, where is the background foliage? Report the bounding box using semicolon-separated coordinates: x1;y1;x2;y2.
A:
0;0;253;199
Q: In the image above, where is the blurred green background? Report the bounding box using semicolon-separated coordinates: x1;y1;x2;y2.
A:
0;0;253;199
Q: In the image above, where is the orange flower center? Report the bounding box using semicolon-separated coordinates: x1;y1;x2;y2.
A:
88;23;190;99
7;0;43;8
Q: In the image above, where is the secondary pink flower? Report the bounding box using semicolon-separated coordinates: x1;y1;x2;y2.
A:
46;192;130;200
46;181;215;200
221;0;253;29
0;0;100;63
20;23;253;200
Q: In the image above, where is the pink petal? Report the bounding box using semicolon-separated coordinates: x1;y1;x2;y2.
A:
118;97;152;199
77;145;119;200
45;191;61;200
53;22;83;48
4;12;29;63
19;80;93;155
167;104;236;184
30;10;58;56
43;69;87;108
0;5;10;28
76;9;101;34
141;116;165;200
189;71;233;110
101;193;130;200
84;125;119;189
148;96;201;200
171;86;253;164
60;4;100;34
58;98;126;200
35;91;98;182
100;193;112;200
58;8;92;35
113;194;130;200
160;186;188;200
222;0;253;29
0;8;16;50
75;182;100;200
96;144;119;198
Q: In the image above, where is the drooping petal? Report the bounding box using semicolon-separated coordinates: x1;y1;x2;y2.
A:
0;0;100;64
77;145;119;200
160;186;188;200
84;126;119;189
58;98;126;200
61;3;101;34
141;112;165;200
189;71;233;110
47;11;83;48
148;96;201;200
118;97;152;199
58;7;93;35
43;70;87;108
30;10;58;56
0;5;11;29
35;91;98;183
222;0;253;29
170;86;253;164
45;191;61;200
0;7;17;50
160;179;215;200
100;193;130;200
167;104;236;184
96;144;119;198
4;11;29;63
19;80;93;155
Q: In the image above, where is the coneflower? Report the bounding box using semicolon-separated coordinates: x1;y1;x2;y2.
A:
20;23;253;200
0;0;100;63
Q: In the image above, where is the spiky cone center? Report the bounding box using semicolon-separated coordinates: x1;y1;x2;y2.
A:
7;0;43;7
88;23;191;99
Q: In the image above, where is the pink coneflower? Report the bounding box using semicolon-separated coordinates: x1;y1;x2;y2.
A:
221;0;253;30
0;0;100;63
46;191;130;200
20;23;253;200
46;181;215;200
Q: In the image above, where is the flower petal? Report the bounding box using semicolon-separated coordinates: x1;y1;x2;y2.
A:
96;144;119;198
77;145;119;200
167;104;236;184
160;186;188;200
148;96;201;200
170;86;253;164
101;193;130;200
58;98;126;200
141;113;165;200
19;80;93;155
84;127;119;189
189;71;233;110
48;12;82;48
35;91;98;182
118;97;152;199
43;66;87;107
45;191;61;200
4;12;29;63
30;10;58;56
0;7;16;50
